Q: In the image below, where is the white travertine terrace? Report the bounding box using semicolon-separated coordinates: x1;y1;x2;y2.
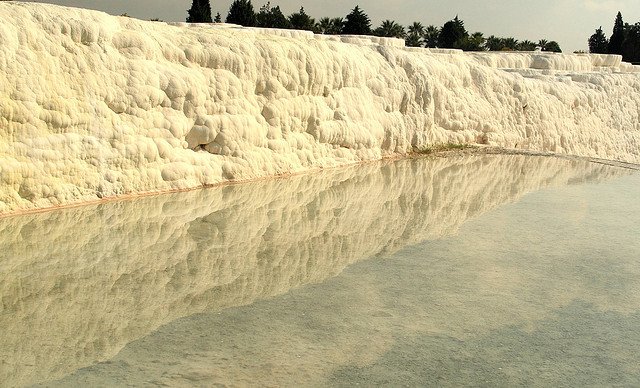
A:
0;154;629;386
1;2;639;213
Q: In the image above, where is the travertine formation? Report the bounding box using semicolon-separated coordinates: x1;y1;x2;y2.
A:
0;3;639;213
0;154;629;386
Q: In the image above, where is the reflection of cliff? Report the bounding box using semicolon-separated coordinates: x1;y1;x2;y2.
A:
2;3;640;213
48;173;640;387
0;155;629;386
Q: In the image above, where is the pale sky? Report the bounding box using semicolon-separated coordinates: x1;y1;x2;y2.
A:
23;0;640;52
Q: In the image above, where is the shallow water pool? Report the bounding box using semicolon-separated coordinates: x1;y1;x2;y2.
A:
1;154;639;386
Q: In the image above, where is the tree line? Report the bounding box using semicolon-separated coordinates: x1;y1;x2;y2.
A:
186;0;562;52
589;12;640;64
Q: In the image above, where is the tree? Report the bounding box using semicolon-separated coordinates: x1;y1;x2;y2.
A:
256;2;290;28
317;17;331;34
438;16;468;48
621;22;640;63
186;0;212;23
214;12;222;23
485;35;503;51
537;39;548;50
373;20;406;38
540;40;562;52
589;27;608;54
316;17;343;35
500;37;518;50
459;32;485;51
289;7;315;31
517;40;537;51
608;11;625;55
330;17;345;34
226;0;256;26
406;22;425;47
486;36;542;51
341;5;371;35
423;25;440;48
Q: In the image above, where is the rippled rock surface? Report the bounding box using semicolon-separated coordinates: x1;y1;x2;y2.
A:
1;3;639;213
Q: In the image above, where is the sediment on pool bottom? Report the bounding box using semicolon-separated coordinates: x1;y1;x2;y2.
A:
0;154;631;386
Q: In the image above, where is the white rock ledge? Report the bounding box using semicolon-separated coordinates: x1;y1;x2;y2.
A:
1;2;639;213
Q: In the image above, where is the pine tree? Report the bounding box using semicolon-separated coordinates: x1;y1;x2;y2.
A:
438;16;467;49
608;11;625;55
588;27;608;54
256;2;290;28
186;0;213;23
341;5;371;35
621;22;640;63
289;7;315;31
226;0;256;27
214;12;222;23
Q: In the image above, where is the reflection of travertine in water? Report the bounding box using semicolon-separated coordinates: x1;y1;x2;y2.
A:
48;173;640;387
0;155;630;386
43;172;640;387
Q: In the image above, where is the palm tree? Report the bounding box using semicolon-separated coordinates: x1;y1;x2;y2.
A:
316;17;343;35
517;40;537;51
423;25;440;47
329;17;344;34
537;39;549;51
406;22;425;47
459;31;485;51
485;35;503;51
408;22;425;36
374;20;406;38
316;17;332;34
501;37;518;50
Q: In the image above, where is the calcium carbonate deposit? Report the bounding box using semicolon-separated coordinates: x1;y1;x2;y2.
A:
1;2;639;213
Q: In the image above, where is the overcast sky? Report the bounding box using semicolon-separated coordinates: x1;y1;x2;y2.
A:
24;0;640;52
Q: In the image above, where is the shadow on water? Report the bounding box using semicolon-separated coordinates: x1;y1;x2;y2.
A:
0;154;638;386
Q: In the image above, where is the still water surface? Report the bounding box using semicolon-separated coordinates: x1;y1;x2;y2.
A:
1;155;639;386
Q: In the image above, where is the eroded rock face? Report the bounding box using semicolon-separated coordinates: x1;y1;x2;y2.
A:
0;154;629;386
1;3;639;213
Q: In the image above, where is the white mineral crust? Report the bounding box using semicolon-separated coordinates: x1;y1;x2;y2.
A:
1;2;639;213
